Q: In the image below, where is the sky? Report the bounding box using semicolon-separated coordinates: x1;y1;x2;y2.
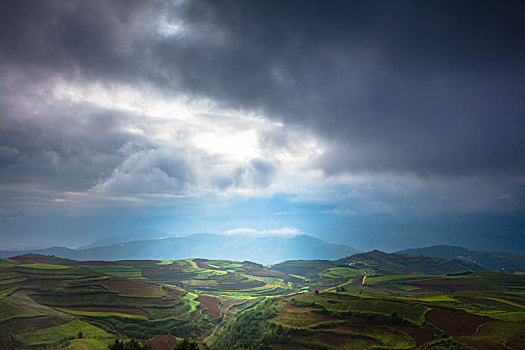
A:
0;0;524;253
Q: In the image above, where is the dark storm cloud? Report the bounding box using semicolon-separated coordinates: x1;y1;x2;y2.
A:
1;0;524;178
0;92;144;190
161;0;525;177
0;0;149;80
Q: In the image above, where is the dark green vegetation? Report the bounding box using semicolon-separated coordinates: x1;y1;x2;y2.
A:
0;233;360;265
109;339;151;350
1;251;524;349
398;245;525;272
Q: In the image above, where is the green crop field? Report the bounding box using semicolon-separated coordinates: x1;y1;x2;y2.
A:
57;308;148;320
1;253;524;349
64;338;112;350
183;291;200;312
157;260;174;265
15;319;111;346
320;267;365;278
19;263;72;270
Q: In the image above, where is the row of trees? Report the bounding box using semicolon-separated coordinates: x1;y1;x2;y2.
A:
108;338;199;350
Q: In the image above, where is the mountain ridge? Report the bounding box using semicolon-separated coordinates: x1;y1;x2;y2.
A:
0;233;360;265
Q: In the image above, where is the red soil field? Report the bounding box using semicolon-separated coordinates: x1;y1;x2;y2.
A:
141;268;187;274
399;278;480;291
141;335;178;350
1;315;68;336
219;301;233;313
198;294;221;318
243;265;285;278
61;306;149;317
98;278;163;297
507;335;525;350
425;309;493;336
0;281;27;290
460;339;505;350
393;325;434;347
195;261;227;271
334;325;376;333
315;334;347;346
164;285;183;298
349;275;366;286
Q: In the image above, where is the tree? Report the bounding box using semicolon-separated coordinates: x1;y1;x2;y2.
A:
174;338;199;350
108;339;151;350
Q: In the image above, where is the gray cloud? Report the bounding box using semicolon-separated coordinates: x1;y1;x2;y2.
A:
0;0;524;218
161;0;525;177
2;0;524;178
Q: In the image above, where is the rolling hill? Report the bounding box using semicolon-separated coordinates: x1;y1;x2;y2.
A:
397;245;525;272
271;250;484;280
2;253;524;349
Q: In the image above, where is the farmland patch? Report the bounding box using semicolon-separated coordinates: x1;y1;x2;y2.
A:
98;278;164;297
425;309;493;336
15;319;111;346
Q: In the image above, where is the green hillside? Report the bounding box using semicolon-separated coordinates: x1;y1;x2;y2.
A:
1;253;524;350
398;245;525;272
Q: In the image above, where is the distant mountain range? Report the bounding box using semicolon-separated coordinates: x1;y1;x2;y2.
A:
0;233;360;265
77;228;176;249
397;245;525;272
2;230;524;269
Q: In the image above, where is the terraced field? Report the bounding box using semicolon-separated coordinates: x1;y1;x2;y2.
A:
1;251;524;349
0;254;305;349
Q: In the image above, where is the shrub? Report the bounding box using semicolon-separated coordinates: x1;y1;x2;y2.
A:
174;338;199;350
108;339;151;350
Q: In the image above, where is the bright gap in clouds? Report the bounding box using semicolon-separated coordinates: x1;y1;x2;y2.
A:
192;130;259;161
49;79;325;197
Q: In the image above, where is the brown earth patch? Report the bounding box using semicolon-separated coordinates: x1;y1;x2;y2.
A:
195;261;226;271
219;301;233;313
141;335;178;350
334;325;376;333
425;309;492;336
393;325;434;347
1;315;68;334
244;265;286;278
399;278;480;291
507;334;525;350
98;278;164;297
349;276;365;286
62;306;149;317
316;334;347;346
164;285;183;298
459;339;505;350
198;295;221;318
0;281;27;290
